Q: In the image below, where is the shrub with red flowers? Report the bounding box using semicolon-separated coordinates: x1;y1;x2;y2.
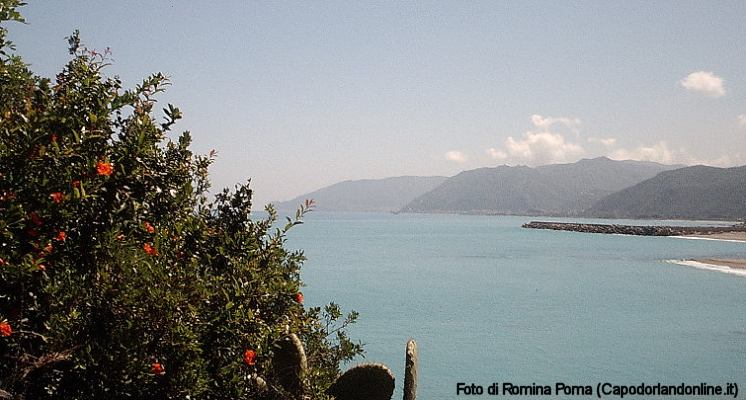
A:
95;161;114;177
243;349;257;366
0;2;362;399
0;321;11;337
151;362;165;376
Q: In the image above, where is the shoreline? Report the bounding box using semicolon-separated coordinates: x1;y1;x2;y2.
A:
522;221;746;278
667;259;746;278
681;231;746;242
669;232;746;277
691;258;746;269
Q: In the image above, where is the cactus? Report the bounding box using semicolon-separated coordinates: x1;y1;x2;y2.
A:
326;363;395;400
271;333;307;397
403;339;418;400
267;335;417;400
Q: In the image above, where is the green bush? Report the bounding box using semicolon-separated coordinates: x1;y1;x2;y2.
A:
0;2;362;399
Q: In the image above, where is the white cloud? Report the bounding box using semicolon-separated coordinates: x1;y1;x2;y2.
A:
690;154;734;167
486;147;507;161
530;114;581;130
681;152;744;167
588;136;618;147
445;150;466;163
608;142;741;167
609;141;675;164
738;114;746;128
504;131;585;164
680;71;725;97
486;114;586;165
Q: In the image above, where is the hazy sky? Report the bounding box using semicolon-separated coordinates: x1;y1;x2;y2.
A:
7;1;746;205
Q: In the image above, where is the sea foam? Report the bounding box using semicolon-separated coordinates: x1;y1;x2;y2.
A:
673;235;746;243
666;259;746;278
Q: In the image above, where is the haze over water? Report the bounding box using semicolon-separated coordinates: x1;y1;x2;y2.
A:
288;212;746;400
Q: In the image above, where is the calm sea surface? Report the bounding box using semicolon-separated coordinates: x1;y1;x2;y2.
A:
285;212;746;399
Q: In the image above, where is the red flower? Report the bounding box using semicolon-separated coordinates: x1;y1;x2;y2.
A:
143;243;158;256
29;212;43;226
50;192;64;203
151;362;165;375
295;292;304;304
55;231;66;242
143;221;155;234
96;161;113;176
0;258;5;266
37;264;46;271
243;349;257;366
0;321;11;337
51;134;58;144
71;180;81;188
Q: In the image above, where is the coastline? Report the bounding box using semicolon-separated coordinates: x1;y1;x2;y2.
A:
690;258;746;269
670;232;746;277
669;227;746;277
522;221;746;278
667;259;746;278
680;231;746;242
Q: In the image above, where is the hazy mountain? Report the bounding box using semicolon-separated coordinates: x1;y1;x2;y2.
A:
585;165;746;220
400;157;679;215
274;176;448;212
399;165;573;215
535;157;684;210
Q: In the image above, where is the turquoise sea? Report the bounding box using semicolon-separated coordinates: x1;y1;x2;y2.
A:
287;212;746;399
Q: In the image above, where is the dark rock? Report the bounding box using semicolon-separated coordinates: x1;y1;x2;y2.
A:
522;221;746;236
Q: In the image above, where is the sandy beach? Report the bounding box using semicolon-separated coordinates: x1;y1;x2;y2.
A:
691;258;746;270
667;259;746;277
668;232;746;277
686;231;746;242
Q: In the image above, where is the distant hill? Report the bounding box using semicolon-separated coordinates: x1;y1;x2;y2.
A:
585;165;746;220
274;176;448;212
535;157;684;210
399;157;679;215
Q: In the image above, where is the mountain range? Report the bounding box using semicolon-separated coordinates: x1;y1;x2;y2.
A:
586;165;746;220
400;157;678;215
274;175;447;212
276;158;746;220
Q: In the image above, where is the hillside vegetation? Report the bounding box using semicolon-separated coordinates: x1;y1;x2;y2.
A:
585;165;746;220
0;3;360;399
400;157;677;215
276;176;446;212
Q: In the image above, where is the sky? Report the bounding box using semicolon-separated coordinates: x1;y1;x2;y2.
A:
6;1;746;205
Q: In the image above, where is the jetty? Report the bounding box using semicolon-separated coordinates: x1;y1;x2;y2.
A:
522;221;746;236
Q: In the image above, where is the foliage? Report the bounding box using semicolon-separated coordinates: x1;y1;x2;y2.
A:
0;3;362;399
303;303;363;396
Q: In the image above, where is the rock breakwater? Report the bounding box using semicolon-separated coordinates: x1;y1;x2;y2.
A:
522;221;746;236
